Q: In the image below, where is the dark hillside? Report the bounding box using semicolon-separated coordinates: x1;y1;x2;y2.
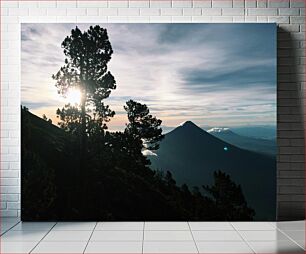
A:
22;110;254;221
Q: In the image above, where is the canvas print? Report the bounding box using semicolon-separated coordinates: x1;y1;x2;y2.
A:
21;23;277;221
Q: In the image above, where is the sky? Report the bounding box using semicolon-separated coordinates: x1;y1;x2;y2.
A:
21;23;277;131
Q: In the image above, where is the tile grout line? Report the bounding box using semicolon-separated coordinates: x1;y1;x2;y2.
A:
230;222;256;254
276;227;305;251
187;221;200;254
141;221;145;254
0;219;21;236
29;222;58;254
83;221;98;254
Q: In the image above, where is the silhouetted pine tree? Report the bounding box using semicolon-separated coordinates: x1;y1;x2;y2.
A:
124;100;164;151
53;25;116;165
52;26;116;207
56;104;82;134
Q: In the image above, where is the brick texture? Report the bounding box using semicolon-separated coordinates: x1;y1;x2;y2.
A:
0;0;304;220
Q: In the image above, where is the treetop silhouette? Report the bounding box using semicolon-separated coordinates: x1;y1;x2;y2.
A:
53;25;116;139
124;99;164;151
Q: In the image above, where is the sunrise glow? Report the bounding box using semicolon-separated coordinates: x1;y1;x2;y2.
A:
65;88;82;105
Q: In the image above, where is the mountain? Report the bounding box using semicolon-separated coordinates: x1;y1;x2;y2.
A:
231;126;276;140
149;121;276;220
207;127;276;155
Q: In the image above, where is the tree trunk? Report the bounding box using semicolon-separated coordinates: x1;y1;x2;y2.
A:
79;59;88;213
80;57;87;171
80;92;87;162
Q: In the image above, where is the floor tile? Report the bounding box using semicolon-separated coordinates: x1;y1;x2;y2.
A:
282;230;305;241
42;230;92;242
296;241;305;250
0;241;37;253
239;230;291;241
85;241;142;253
12;222;55;231
249;240;304;253
282;230;305;249
0;230;47;242
143;241;198;253
1;229;8;235
276;221;305;231
1;221;21;234
52;222;96;231
0;220;304;254
189;222;234;231
192;230;243;241
197;241;253;253
32;241;87;253
96;222;144;231
90;230;143;241
145;221;190;230
144;230;193;241
232;222;276;231
1;224;17;235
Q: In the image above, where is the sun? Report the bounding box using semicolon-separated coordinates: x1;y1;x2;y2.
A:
65;88;82;105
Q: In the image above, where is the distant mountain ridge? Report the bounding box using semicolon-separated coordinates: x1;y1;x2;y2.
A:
229;126;276;140
207;127;276;156
207;127;230;133
161;125;276;140
150;121;276;220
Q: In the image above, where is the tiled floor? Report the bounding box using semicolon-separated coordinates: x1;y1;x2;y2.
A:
0;218;304;253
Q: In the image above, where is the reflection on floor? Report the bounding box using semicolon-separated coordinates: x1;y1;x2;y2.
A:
0;218;304;253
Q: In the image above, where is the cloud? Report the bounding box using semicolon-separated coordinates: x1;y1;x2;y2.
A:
142;150;157;157
21;26;42;41
183;61;275;91
21;101;57;110
21;23;277;129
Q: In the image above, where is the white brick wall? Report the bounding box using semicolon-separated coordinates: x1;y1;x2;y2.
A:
0;0;305;219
